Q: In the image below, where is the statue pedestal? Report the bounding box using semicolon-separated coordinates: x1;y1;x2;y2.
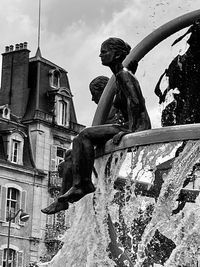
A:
42;124;200;267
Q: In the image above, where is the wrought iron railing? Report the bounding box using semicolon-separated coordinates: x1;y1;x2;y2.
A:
49;171;62;189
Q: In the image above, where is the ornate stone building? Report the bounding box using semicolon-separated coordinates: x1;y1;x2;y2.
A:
0;43;84;266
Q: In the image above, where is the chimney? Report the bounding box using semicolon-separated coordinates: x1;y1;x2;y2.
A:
0;42;30;118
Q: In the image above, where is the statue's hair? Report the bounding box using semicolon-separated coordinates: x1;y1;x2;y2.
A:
101;37;131;62
89;75;109;92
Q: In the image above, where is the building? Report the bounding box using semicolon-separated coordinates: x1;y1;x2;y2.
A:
0;43;85;266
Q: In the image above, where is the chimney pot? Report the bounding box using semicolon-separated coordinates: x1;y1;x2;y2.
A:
5;46;9;52
9;45;14;51
15;44;20;50
23;42;27;49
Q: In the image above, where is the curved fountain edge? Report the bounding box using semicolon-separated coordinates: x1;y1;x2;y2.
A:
96;123;200;157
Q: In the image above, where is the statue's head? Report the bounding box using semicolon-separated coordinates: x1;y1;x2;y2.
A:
89;76;109;104
100;37;131;66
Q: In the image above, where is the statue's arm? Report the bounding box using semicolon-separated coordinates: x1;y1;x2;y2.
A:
116;71;141;131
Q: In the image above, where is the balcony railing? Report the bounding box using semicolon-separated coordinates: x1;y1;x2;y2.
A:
45;223;68;242
45;225;59;241
49;171;62;189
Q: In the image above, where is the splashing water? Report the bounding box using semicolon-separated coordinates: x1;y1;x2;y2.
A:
40;140;200;267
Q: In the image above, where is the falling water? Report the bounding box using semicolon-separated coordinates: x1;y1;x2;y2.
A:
135;140;200;266
40;139;200;267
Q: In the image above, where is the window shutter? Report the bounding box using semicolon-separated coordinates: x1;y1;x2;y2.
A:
19;190;27;226
50;145;57;171
0;249;3;267
17;251;23;267
0;186;7;222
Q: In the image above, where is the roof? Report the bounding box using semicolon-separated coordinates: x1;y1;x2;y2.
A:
29;50;67;73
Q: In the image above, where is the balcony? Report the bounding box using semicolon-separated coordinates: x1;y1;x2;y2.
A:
49;171;62;191
45;222;68;239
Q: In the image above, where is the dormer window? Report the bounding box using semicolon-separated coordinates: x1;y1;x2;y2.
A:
49;69;60;89
57;99;68;126
11;140;20;163
55;92;70;127
0;105;10;120
7;132;25;165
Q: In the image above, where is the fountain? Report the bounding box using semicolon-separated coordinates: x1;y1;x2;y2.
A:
41;9;200;267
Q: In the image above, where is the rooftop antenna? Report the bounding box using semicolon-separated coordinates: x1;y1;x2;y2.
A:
38;0;41;48
36;0;42;57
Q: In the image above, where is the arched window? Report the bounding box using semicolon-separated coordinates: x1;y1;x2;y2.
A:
58;99;68;126
0;184;27;225
0;245;23;267
3;248;17;267
6;132;25;165
55;96;70;127
6;188;19;223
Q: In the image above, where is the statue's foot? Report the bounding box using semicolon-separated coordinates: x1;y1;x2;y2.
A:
58;181;95;203
58;186;85;203
41;199;69;214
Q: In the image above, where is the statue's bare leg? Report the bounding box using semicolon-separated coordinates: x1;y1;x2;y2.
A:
58;133;95;203
41;152;73;214
58;125;121;203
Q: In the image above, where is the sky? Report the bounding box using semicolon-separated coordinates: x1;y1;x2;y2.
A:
0;0;200;127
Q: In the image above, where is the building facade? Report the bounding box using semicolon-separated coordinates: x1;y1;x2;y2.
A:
0;43;85;266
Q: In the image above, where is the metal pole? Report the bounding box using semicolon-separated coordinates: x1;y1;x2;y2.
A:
6;211;11;267
5;209;24;267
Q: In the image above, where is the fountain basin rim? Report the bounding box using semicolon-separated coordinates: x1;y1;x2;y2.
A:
96;123;200;157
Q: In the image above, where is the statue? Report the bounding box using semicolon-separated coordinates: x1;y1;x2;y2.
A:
57;37;151;204
154;19;200;126
41;75;114;214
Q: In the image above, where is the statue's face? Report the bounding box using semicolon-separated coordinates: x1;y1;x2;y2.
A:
90;88;102;104
99;43;116;66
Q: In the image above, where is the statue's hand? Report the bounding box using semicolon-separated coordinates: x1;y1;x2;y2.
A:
112;131;127;145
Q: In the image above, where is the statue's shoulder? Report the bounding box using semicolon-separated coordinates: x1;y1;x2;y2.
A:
116;68;137;82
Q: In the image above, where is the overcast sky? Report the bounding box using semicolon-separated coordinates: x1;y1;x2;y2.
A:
0;0;200;127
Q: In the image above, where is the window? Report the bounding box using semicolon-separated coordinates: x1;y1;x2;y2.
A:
0;185;26;225
50;145;71;171
3;249;17;267
11;140;20;163
6;188;19;223
49;69;60;89
56;147;66;168
56;96;70;127
58;100;68;126
7;132;25;165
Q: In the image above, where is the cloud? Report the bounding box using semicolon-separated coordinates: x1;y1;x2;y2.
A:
0;0;199;127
